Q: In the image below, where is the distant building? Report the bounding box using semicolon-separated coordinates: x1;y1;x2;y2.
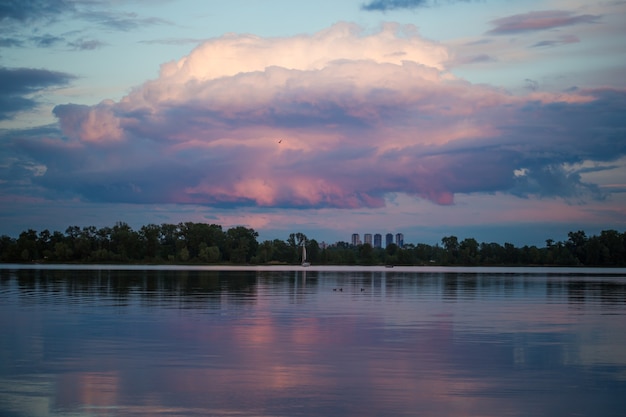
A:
355;232;401;247
385;233;393;247
395;233;404;248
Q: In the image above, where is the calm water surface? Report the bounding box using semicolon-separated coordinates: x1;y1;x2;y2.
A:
1;266;625;417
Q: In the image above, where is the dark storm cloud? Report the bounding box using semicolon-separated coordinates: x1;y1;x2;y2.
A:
495;89;626;200
511;165;603;201
509;91;626;163
487;10;600;35
0;67;76;119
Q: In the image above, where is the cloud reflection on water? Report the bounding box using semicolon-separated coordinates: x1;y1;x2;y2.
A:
1;268;625;416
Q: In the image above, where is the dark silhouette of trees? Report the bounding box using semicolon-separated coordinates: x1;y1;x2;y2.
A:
225;226;259;264
441;235;459;264
358;243;375;265
459;238;479;265
1;223;625;266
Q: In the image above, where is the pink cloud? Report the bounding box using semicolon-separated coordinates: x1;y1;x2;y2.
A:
487;10;600;35
54;101;124;143
13;23;621;213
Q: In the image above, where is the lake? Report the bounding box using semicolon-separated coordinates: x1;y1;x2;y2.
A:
1;265;625;417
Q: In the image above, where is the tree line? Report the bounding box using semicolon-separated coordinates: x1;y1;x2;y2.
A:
1;222;625;266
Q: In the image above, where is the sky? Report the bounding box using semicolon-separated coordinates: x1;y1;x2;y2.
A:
1;0;625;247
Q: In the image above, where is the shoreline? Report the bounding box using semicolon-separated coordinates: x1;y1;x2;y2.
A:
2;263;625;275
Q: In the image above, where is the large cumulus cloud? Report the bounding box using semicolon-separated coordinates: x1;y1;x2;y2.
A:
14;23;626;209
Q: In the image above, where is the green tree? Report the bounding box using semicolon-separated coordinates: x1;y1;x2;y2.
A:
74;226;97;261
225;226;259;263
479;242;504;264
307;239;321;264
358;243;375;265
441;235;459;264
158;223;179;261
178;222;225;260
139;224;161;261
567;230;587;264
414;243;435;264
274;239;292;263
384;243;399;265
459;238;479;265
178;246;190;262
397;247;415;265
17;229;39;261
53;242;73;261
583;236;603;265
37;229;51;259
255;240;274;264
503;242;518;264
198;242;221;263
598;229;624;265
0;235;17;262
110;222;140;261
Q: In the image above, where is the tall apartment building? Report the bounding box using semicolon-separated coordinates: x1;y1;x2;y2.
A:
395;233;404;248
353;232;401;248
385;233;393;247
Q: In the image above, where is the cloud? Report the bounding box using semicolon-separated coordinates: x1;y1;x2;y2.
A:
452;53;496;65
0;1;72;48
487;10;600;35
0;37;23;47
0;0;74;22
531;34;580;48
511;164;604;201
0;67;76;119
31;34;65;48
524;79;539;91
0;1;167;50
139;38;206;46
67;38;107;50
0;0;165;29
77;10;169;31
6;23;626;211
361;0;429;11
361;0;472;11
